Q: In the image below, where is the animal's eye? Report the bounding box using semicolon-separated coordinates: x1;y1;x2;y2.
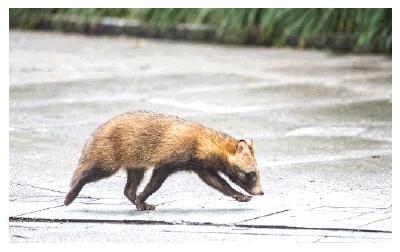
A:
246;171;256;182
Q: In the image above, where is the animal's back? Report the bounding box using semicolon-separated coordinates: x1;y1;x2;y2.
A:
80;111;208;170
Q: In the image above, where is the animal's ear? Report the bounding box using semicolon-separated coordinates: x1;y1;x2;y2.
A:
236;140;247;154
245;139;253;148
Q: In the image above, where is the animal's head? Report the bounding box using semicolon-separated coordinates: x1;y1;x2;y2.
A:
227;139;264;196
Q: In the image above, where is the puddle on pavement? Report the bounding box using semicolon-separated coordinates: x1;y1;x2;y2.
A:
261;135;390;153
149;83;358;114
271;57;391;77
252;99;393;126
297;99;392;124
10;72;262;102
254;135;391;167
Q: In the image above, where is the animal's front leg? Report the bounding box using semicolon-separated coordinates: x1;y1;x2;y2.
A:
197;169;251;202
135;167;170;210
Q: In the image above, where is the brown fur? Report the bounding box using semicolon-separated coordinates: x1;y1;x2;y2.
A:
64;111;263;210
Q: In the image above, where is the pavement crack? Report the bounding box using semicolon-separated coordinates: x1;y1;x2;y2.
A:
357;216;391;228
160;229;323;238
332;211;373;221
14;204;65;218
312;206;389;210
312;236;328;243
10;182;99;200
11;182;66;194
234;223;391;234
237;209;291;223
11;234;30;239
155;200;178;207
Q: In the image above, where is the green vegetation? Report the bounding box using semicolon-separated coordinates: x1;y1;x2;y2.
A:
9;8;391;54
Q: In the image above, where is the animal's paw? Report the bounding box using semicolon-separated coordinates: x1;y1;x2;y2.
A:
142;203;156;210
135;199;156;211
234;194;252;202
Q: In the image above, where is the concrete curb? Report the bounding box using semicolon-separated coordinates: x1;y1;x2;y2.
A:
35;15;216;42
28;15;358;52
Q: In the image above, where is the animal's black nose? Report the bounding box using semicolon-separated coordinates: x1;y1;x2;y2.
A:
260;191;264;195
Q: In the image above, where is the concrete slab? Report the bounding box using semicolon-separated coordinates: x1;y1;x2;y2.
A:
239;207;391;232
9;30;391;242
9;221;391;243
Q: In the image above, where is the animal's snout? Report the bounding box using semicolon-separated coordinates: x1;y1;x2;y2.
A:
250;187;264;196
254;190;264;196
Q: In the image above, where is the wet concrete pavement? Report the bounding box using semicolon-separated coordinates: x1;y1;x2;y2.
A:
9;31;392;242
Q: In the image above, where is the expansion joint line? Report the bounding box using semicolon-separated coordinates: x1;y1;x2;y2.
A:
9;216;391;234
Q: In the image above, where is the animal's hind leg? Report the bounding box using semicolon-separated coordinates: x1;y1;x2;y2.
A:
124;169;144;205
64;165;114;206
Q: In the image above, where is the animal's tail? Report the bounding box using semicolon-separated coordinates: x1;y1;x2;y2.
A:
64;163;88;206
64;163;114;206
